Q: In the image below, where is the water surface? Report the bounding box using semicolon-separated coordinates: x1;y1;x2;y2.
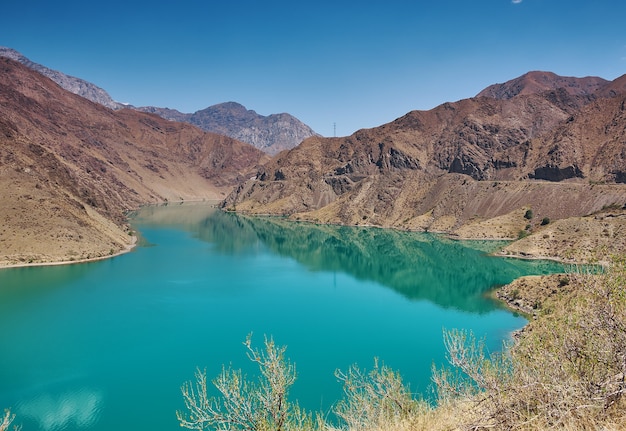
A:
0;204;565;430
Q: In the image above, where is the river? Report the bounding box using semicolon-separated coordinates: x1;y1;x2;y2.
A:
0;203;565;430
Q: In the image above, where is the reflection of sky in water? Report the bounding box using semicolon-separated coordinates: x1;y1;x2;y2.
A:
17;388;102;430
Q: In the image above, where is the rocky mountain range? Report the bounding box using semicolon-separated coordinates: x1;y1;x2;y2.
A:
3;46;626;266
476;70;609;100
0;57;267;266
223;71;626;247
0;47;318;155
137;102;319;155
0;46;126;110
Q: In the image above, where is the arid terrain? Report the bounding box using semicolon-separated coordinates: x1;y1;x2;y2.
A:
2;55;626;269
138;102;319;155
223;71;626;263
0;47;319;156
1;48;626;431
0;57;267;267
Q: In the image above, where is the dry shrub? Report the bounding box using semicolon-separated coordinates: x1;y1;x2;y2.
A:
332;360;467;431
0;410;19;431
176;261;626;431
177;334;316;431
434;260;626;430
333;359;423;431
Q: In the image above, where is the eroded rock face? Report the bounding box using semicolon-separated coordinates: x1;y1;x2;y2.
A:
224;71;626;233
614;171;626;184
531;165;584;181
0;48;319;157
0;46;126;110
448;156;487;180
477;71;608;100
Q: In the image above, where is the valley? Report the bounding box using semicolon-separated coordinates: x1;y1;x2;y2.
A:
1;49;626;268
1;45;626;431
0;56;267;267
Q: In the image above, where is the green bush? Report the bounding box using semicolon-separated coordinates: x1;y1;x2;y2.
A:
541;217;550;225
524;209;534;220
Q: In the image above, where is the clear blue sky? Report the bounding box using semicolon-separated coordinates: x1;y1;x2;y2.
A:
2;0;625;137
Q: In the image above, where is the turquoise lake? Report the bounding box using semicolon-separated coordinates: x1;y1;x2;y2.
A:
0;203;566;430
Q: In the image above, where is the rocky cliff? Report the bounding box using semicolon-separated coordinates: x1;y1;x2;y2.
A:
223;72;626;244
0;57;268;266
477;71;608;100
0;46;126;110
138;102;319;155
0;47;319;156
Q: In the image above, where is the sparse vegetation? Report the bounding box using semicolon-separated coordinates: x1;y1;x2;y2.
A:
177;334;315;431
333;359;423;430
179;259;626;431
601;203;623;211
433;261;626;430
1;409;19;431
524;209;534;220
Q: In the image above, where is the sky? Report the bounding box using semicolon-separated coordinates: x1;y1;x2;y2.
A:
2;0;625;137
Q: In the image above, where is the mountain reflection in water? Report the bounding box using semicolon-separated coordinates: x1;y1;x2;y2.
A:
134;203;566;313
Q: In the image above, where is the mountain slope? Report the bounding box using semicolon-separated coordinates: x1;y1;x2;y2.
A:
0;47;318;155
0;46;125;110
0;57;268;267
223;72;626;240
138;102;319;155
476;71;608;100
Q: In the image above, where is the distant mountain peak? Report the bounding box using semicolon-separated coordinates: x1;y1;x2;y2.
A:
214;101;249;111
477;70;609;100
138;102;319;155
0;47;30;64
0;46;125;110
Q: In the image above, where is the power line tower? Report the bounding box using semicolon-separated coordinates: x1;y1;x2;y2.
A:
333;122;336;137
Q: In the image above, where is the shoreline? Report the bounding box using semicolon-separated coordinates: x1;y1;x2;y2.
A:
0;235;138;270
1;203;590;271
0;199;225;271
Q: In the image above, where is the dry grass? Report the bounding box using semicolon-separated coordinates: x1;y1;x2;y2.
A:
171;259;626;431
9;258;623;431
325;259;626;431
430;260;626;431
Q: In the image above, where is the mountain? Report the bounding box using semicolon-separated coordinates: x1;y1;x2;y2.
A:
0;46;125;110
0;47;319;155
476;71;609;100
0;57;268;267
137;102;319;155
222;72;626;242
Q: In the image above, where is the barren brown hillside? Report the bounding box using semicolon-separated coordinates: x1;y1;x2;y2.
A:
223;72;626;261
477;70;608;100
0;57;268;267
